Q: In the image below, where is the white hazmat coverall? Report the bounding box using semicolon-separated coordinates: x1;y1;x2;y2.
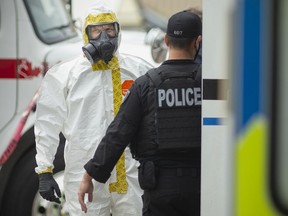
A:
35;6;153;216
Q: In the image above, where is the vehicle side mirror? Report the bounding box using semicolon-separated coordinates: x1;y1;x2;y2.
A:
145;28;167;63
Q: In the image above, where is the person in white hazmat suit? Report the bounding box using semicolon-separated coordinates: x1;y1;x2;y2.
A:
34;5;153;216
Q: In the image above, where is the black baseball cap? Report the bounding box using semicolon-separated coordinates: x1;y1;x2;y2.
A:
167;10;202;38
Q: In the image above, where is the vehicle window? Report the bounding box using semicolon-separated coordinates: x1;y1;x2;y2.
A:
24;0;77;44
271;0;288;213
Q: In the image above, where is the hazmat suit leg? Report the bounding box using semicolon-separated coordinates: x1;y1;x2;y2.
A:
110;149;143;216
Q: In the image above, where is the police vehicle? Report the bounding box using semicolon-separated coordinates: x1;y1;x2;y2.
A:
202;0;288;215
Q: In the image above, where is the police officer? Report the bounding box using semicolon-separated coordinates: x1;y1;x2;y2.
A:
78;10;202;216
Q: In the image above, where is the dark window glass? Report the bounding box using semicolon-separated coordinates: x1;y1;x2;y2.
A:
24;0;77;44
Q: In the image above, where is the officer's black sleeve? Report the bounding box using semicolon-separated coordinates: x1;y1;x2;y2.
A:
84;76;147;183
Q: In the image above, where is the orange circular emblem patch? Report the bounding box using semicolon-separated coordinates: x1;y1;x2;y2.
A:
122;80;134;96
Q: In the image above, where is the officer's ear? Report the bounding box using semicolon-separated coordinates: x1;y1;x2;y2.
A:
195;35;202;50
164;33;169;47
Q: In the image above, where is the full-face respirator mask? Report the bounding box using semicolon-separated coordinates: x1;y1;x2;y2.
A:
82;23;119;64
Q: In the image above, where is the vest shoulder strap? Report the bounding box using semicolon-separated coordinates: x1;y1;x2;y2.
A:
147;68;162;86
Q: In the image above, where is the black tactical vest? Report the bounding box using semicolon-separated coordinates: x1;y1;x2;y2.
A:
132;63;201;159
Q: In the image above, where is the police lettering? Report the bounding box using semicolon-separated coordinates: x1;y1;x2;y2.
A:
158;87;201;107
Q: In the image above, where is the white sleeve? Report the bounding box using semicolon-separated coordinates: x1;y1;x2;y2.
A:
34;64;68;174
119;53;155;77
138;57;155;76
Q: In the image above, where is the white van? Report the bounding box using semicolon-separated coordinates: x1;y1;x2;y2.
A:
0;0;82;215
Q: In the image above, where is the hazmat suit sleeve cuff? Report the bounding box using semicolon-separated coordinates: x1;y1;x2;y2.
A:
84;159;111;183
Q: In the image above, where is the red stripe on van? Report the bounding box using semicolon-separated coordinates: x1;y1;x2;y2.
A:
0;59;42;79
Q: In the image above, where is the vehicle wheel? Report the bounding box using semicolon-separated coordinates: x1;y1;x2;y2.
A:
1;148;38;216
1;136;65;216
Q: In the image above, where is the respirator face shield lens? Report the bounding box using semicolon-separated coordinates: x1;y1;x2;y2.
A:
87;22;119;40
